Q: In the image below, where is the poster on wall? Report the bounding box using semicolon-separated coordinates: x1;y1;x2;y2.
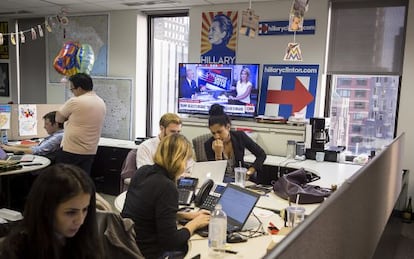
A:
18;104;37;136
258;64;319;119
0;105;11;130
200;11;238;64
0;22;8;59
0;63;9;97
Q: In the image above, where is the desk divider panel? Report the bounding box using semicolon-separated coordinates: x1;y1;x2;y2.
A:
7;104;62;140
264;133;405;259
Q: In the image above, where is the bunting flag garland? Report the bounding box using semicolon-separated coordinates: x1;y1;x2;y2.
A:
38;25;44;37
0;15;68;46
10;33;16;45
31;28;37;40
20;31;25;44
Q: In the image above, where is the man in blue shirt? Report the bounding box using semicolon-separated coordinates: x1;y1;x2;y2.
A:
0;111;64;160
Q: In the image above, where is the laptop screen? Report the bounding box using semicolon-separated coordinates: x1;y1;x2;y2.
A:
218;184;261;230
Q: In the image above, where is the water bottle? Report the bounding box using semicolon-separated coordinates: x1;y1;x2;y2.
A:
208;204;227;256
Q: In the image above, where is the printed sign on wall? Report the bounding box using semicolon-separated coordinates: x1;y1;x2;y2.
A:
200;11;238;64
258;64;319;119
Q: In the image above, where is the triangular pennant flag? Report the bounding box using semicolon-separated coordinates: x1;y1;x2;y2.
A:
31;28;37;40
38;25;44;37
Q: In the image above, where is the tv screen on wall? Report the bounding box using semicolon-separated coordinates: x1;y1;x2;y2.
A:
177;63;260;118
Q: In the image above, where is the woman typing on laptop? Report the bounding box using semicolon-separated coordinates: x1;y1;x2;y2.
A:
121;134;210;259
205;104;266;183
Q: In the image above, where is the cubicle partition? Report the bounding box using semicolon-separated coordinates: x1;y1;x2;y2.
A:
6;104;62;140
264;133;405;259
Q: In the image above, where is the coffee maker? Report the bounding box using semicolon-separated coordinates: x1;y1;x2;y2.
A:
310;118;329;151
305;117;338;161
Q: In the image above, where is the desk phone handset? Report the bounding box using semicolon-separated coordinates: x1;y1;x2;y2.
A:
194;179;226;211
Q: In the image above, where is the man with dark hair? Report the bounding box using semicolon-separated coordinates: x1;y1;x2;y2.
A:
0;111;64;157
55;73;106;175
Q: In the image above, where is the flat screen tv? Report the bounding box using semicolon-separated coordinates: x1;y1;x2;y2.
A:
177;63;260;118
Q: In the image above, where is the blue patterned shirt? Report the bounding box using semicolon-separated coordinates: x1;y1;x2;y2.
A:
31;129;64;156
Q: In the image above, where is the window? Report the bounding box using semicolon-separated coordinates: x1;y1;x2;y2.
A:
329;75;399;154
326;2;406;155
353;101;366;109
148;14;189;136
354;90;366;98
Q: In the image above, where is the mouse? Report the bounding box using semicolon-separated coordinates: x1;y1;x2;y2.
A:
226;233;247;243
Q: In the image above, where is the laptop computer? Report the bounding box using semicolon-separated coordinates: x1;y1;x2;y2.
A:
190;160;227;188
0;146;34;162
217;183;261;233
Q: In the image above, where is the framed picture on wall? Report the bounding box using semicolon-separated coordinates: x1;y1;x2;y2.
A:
0;63;9;97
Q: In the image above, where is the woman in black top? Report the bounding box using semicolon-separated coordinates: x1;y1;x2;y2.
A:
204;104;266;181
0;164;103;259
121;134;210;259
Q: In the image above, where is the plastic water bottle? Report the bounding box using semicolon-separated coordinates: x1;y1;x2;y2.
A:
208;204;227;256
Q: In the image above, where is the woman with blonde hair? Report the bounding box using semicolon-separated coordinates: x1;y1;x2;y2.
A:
122;134;210;259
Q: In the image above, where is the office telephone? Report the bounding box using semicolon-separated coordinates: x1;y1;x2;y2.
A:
194;179;226;211
177;177;198;205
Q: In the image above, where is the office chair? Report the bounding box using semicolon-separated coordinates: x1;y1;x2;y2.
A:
120;149;137;192
96;210;144;259
192;133;211;162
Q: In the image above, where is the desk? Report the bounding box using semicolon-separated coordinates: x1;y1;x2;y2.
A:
0;156;51;176
114;157;362;258
0;156;50;209
115;190;286;259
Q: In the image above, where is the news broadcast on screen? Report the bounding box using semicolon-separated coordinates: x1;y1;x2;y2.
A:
177;63;260;118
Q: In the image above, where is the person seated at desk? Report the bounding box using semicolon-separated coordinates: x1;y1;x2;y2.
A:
204;104;266;182
136;112;194;173
0;164;103;259
122;134;210;259
0;111;64;160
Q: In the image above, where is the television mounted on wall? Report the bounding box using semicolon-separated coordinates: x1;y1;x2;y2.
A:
177;63;260;119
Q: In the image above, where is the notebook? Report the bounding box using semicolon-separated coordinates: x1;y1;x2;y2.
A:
217;183;261;233
190;160;227;188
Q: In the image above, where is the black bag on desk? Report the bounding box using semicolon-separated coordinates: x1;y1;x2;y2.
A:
271;168;332;204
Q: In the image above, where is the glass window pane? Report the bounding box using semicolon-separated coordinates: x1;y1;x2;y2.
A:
149;15;189;136
329;75;399;155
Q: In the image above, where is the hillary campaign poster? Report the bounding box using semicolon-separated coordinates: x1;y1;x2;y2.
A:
258;64;319;119
200;11;238;64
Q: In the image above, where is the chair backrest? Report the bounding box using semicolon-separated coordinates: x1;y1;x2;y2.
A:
120;149;138;192
192;133;211;162
96;211;145;259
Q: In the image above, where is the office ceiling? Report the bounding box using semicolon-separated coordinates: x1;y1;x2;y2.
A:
0;0;276;18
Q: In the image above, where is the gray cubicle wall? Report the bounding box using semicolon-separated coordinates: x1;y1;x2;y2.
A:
264;133;405;259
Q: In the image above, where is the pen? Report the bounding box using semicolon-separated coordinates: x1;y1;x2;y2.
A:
214;249;238;254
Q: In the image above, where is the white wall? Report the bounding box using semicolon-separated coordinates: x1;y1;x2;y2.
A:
398;1;414;202
189;0;329;115
108;10;148;138
189;1;414;199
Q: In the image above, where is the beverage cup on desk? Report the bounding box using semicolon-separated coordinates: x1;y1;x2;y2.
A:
286;206;305;228
234;167;247;187
315;152;325;162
